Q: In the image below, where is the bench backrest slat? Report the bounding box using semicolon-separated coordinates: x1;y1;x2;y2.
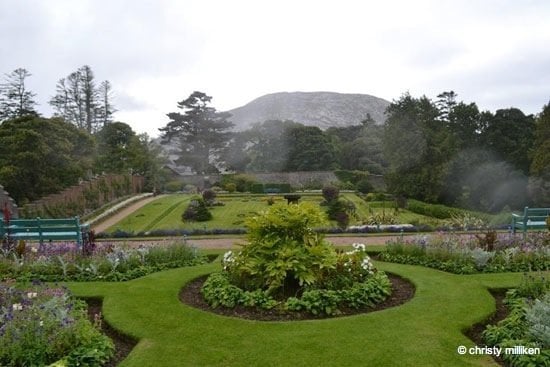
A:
1;216;85;245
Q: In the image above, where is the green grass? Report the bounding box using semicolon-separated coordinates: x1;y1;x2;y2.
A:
341;193;443;226
106;193;450;234
106;194;329;233
66;260;545;366
107;195;191;233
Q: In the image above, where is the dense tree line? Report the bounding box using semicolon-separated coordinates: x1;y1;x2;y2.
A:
383;92;548;211
160;92;388;175
163;91;548;211
2;79;548;212
0;115;163;204
0;66;164;205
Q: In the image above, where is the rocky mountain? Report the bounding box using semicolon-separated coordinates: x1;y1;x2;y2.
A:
226;91;390;130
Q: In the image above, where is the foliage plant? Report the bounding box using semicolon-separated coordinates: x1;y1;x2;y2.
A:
201;202;390;316
0;239;206;282
0;281;114;366
482;274;550;366
202;189;217;204
380;232;550;274
182;198;213;222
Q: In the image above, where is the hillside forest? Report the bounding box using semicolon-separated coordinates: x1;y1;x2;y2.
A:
1;67;549;213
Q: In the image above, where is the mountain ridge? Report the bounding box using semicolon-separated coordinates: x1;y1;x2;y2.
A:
226;91;390;130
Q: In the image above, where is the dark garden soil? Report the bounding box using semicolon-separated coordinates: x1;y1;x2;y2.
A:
179;273;416;321
86;299;138;367
464;289;509;367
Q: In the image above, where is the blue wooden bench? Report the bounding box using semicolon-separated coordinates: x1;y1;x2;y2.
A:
0;217;90;246
511;207;550;237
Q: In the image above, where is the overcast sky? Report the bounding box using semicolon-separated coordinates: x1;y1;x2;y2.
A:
1;0;549;137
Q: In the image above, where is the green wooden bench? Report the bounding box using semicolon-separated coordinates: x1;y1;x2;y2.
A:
0;217;90;246
511;207;550;237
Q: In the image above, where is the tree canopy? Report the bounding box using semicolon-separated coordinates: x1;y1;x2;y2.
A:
49;65;116;133
0;68;38;122
0;116;94;203
159;91;234;174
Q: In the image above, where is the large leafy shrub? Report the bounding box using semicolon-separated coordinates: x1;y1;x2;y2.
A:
202;203;390;315
228;202;336;295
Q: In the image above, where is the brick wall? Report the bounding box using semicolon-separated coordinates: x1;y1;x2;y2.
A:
21;174;144;218
0;184;19;218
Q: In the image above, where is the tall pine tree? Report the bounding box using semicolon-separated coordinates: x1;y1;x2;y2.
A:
0;68;38;122
49;65;115;132
159;91;234;174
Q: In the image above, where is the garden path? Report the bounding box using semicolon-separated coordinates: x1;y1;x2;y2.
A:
103;234;406;249
92;195;166;233
186;235;403;248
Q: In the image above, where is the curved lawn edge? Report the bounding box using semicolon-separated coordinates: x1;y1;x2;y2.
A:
65;261;532;366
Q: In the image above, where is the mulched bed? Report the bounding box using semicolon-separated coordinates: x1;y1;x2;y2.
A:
86;299;138;367
464;289;509;367
179;273;416;321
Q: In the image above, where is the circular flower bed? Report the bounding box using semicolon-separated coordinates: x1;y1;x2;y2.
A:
200;202;392;317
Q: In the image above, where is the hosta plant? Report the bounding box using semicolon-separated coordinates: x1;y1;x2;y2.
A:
202;202;390;316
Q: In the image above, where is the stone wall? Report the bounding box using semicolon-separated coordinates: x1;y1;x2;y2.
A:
252;171;339;188
175;171;386;191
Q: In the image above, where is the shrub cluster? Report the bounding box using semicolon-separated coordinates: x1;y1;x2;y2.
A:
406;199;471;220
182;198;212;222
201;203;391;316
482;274;550;366
380;232;550;274
220;174;258;192
0;281;114;366
322;185;356;230
333;170;373;193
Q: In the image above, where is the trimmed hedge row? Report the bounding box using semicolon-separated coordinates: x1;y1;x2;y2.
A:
250;183;292;194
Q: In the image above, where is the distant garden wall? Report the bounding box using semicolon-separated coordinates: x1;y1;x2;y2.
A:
0;184;19;218
175;171;386;191
21;174;144;218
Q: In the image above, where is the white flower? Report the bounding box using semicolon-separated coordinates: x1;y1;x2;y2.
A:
12;303;23;311
361;256;374;274
31;247;38;253
352;243;366;252
222;251;235;270
27;292;38;299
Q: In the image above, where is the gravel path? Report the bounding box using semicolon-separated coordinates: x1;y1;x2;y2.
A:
92;195;165;233
185;235;404;249
100;234;406;249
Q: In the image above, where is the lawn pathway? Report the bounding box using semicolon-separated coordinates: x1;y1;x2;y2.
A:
67;262;528;366
92;195;165;233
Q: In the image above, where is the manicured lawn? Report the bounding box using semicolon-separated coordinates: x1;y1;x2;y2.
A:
66;255;540;366
107;195;191;233
105;193;446;234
